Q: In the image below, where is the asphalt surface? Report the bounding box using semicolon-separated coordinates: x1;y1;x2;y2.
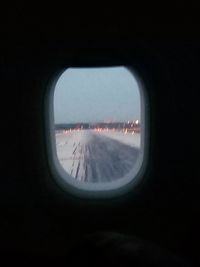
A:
57;131;140;183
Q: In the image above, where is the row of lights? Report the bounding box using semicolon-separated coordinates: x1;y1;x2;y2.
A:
127;119;139;125
56;120;140;135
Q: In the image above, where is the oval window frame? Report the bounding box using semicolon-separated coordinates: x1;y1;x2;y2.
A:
45;66;149;199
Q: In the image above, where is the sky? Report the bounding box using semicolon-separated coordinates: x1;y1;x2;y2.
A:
54;67;141;124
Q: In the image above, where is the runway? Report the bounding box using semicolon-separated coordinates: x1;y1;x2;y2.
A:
56;130;140;182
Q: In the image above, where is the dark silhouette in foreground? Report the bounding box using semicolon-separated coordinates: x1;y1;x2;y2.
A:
68;232;193;266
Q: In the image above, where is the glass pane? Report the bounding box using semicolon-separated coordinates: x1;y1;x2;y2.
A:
53;67;142;184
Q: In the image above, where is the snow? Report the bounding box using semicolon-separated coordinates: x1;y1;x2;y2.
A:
55;131;89;181
55;130;141;182
97;130;140;148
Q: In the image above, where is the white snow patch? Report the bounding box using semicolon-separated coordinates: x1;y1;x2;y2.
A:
55;130;92;181
96;130;140;148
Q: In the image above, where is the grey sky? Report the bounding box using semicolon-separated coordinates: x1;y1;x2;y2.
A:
54;67;141;123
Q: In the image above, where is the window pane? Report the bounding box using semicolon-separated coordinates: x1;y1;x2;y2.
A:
53;67;143;186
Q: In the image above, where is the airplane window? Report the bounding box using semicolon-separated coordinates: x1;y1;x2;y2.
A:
47;66;146;198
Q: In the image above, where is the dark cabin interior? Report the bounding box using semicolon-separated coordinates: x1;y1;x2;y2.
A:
2;11;200;266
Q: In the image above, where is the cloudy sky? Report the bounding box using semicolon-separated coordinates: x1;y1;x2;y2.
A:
54;67;141;123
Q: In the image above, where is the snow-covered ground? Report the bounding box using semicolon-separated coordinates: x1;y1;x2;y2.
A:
97;130;140;148
55;131;88;181
55;130;140;182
